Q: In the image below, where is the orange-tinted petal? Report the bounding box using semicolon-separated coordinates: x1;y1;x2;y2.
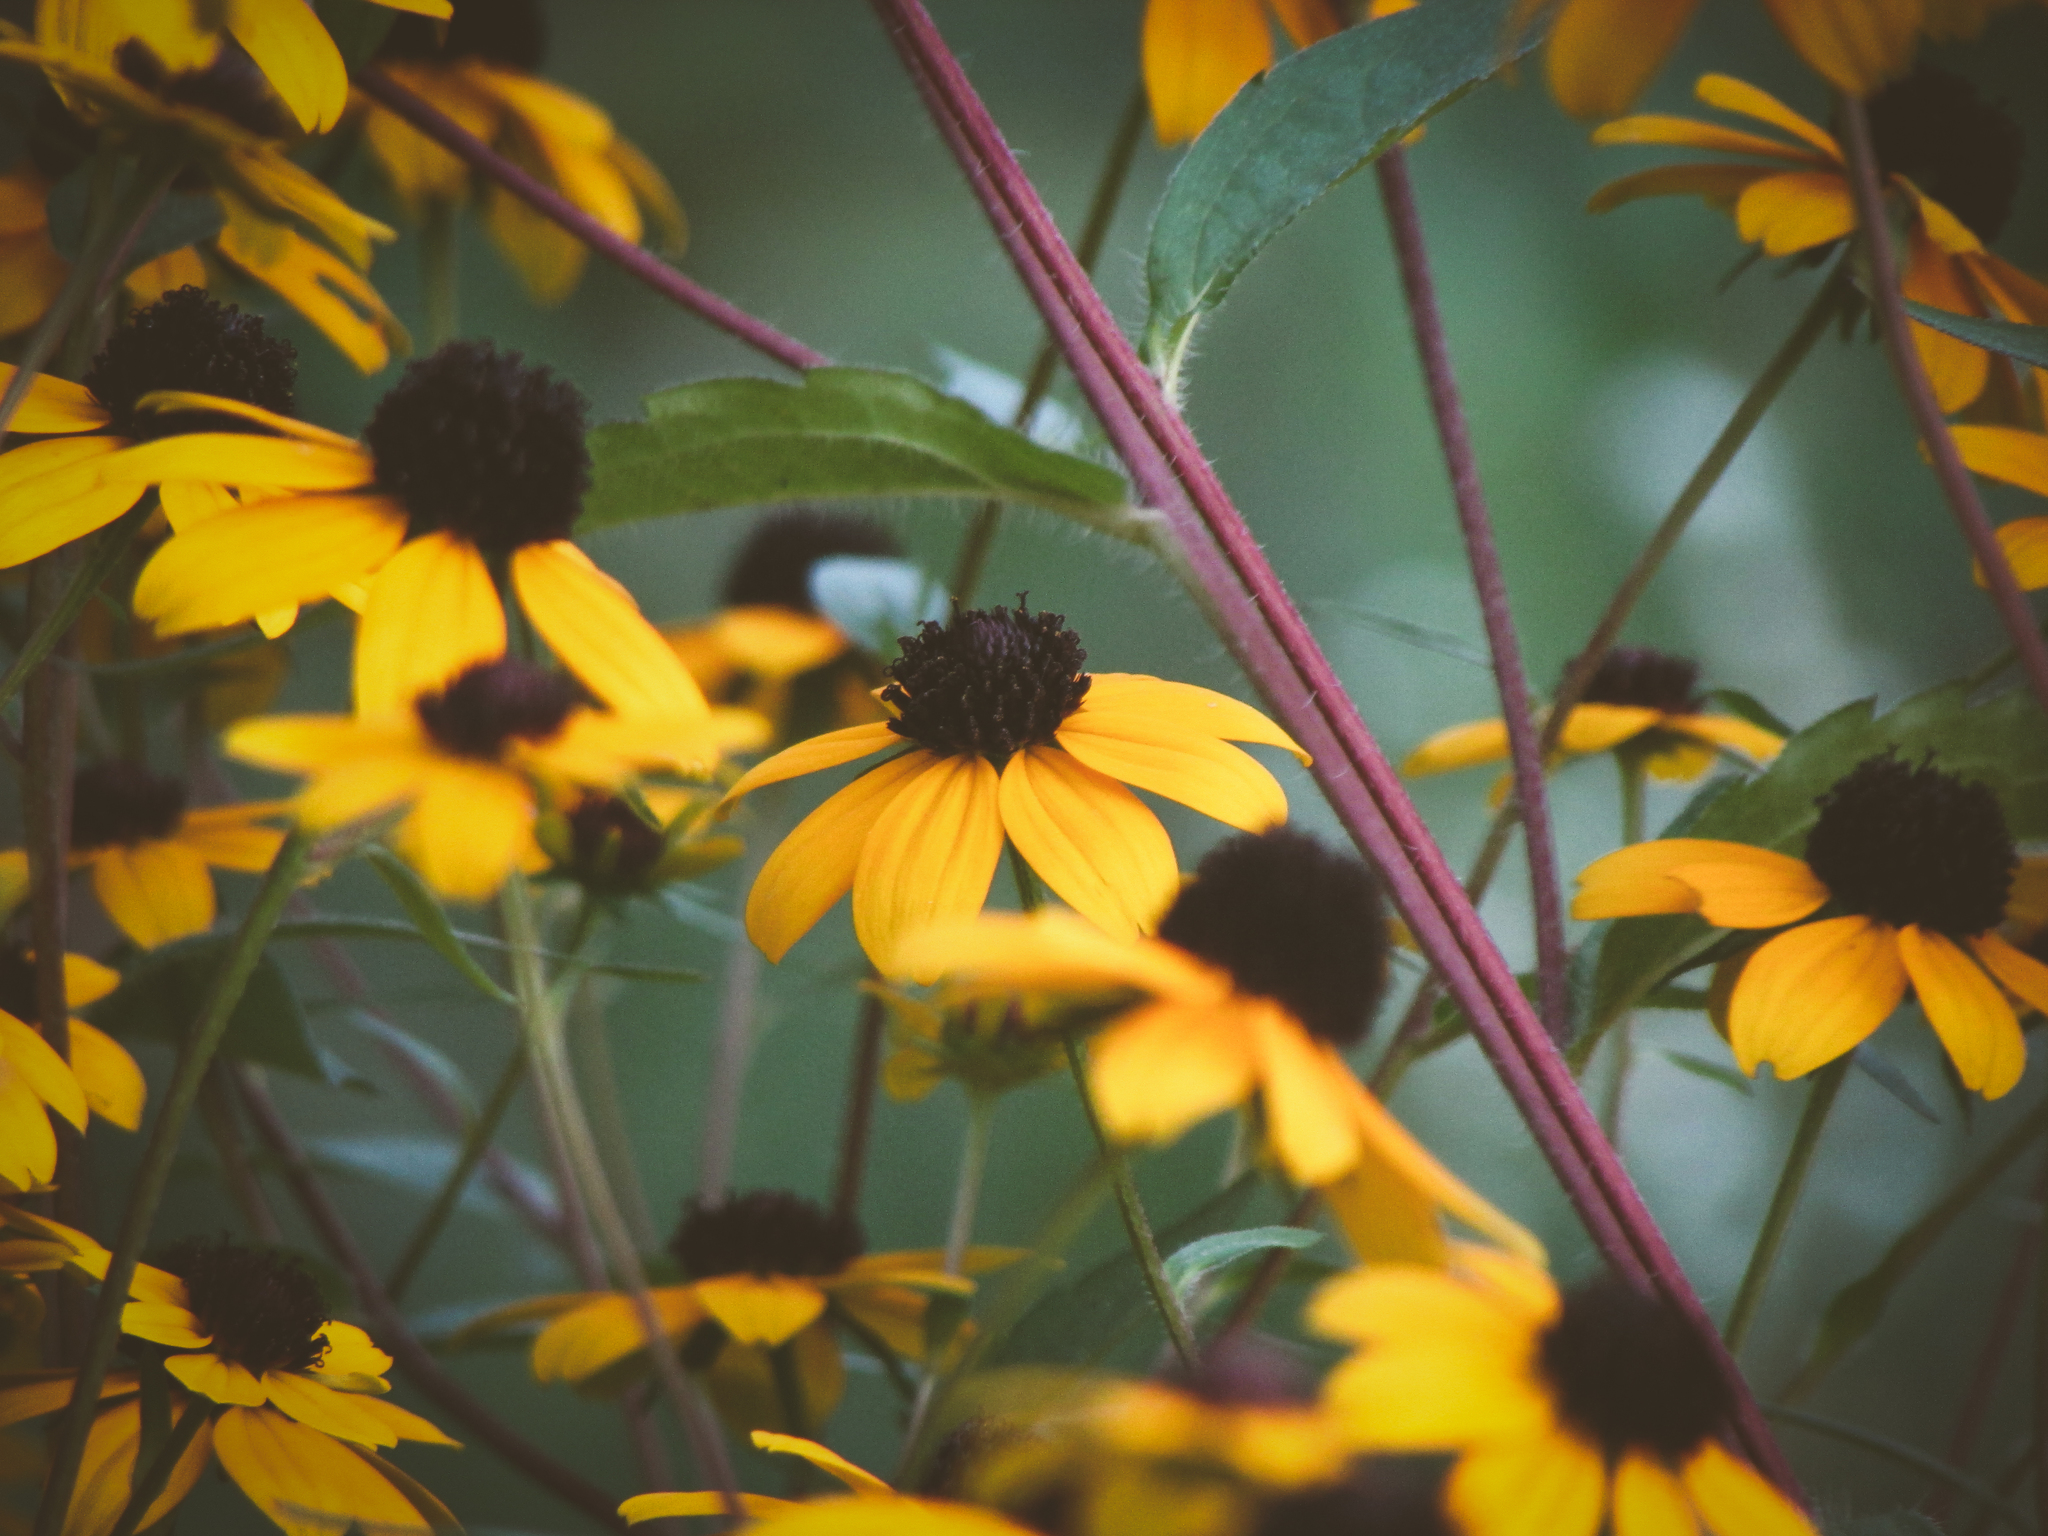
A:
89;842;215;949
1547;0;1702;119
513;541;712;720
1695;74;1842;159
1729;917;1907;1080
1058;716;1286;831
1681;1440;1816;1536
1142;0;1272;145
998;747;1179;941
1897;925;2025;1099
720;723;902;809
355;532;507;717
746;752;928;964
1902;227;1990;413
1572;840;1824;925
1445;1431;1606;1536
854;755;1005;978
1972;932;2048;1017
1088;998;1260;1147
1735;171;1857;257
1760;0;1921;97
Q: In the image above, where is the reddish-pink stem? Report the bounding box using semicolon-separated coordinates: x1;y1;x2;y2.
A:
1837;95;2048;717
860;0;1795;1493
1374;148;1567;1041
352;68;828;375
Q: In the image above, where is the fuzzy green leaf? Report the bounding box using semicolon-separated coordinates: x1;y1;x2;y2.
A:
1163;1226;1323;1306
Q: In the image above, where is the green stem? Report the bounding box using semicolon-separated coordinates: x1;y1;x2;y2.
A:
499;875;743;1520
569;965;660;1255
944;1093;997;1276
770;1342;810;1441
106;1399;211;1536
1597;751;1650;1138
1764;1405;2031;1536
949;79;1148;606
422;196;460;348
385;1047;529;1303
1062;1038;1198;1370
1724;1058;1849;1353
33;831;313;1536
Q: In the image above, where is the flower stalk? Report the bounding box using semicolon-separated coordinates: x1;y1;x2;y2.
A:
384;1047;529;1302
1724;1057;1850;1353
832;988;888;1223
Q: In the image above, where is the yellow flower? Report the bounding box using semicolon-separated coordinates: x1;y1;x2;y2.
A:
1311;1248;1813;1536
899;830;1541;1262
1573;752;2048;1098
624;1428;949;1523
722;601;1309;976
468;1190;1015;1436
0;949;142;1191
1952;426;2048;588
1404;647;1782;791
227;655;743;902
1591;69;2047;417
0;164;69;338
874;986;1067;1104
0;1221;457;1536
133;339;733;730
1141;0;1342;145
359;0;685;303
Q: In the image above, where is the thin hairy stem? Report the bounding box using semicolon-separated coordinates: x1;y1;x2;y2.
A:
385;1047;528;1303
1725;1059;1849;1353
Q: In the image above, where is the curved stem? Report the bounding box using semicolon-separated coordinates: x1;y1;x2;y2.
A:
1724;1058;1849;1353
385;1046;528;1303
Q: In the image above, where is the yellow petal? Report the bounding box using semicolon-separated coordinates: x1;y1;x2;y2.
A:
746;751;928;964
1590;115;1825;164
1079;674;1309;762
0;438;141;568
356;532;507;717
1667;713;1783;764
1735;171;1857;257
721;722;903;810
1547;0;1702;119
1664;857;1833;928
262;1369;401;1447
225;0;347;132
392;762;537;903
62;953;121;1010
167;1350;269;1406
1445;1431;1607;1536
513;541;711;720
1342;1085;1545;1264
1759;0;1921;97
1057;716;1286;832
67;1020;144;1129
1558;704;1662;754
1730;917;1906;1080
69;1396;214;1536
531;1288;704;1383
1897;925;2026;1099
0;1074;56;1191
1643;739;1719;783
1088;999;1259;1147
1268;0;1342;46
174;804;287;872
1972;932;2048;1017
91;434;375;491
0;364;108;433
711;606;849;680
1613;1451;1699;1536
622;1494;802;1523
133;392;360;449
0;1013;87;1129
693;1275;829;1347
344;1394;459;1447
313;1321;391;1382
131;494;408;636
1587;164;1774;216
213;1406;433;1536
749;1431;894;1494
1681;1440;1816;1536
1985;518;2048;591
895;910;1226;1003
1572;839;1822;924
1694;74;1842;159
89;842;215;949
1142;0;1273;145
855;755;1005;979
998;747;1179;941
1248;1006;1365;1186
1903;226;1989;414
118;1303;210;1349
1403;719;1509;775
1955;426;2048;495
214;219;406;376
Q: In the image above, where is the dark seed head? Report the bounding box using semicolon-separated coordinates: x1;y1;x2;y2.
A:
1803;752;2015;936
83;287;296;441
152;1235;329;1375
560;794;667;894
1576;648;1702;716
363;341;590;555
1538;1275;1731;1462
415;660;584;760
0;948;37;1023
70;762;187;850
1251;1459;1457;1536
720;509;902;614
1868;66;2024;244
1162;1334;1315;1408
882;601;1089;763
115;35;297;139
1158;829;1391;1049
381;0;548;71
670;1190;865;1280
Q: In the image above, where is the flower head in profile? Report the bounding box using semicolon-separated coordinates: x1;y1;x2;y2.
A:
362;0;686;303
1141;0;1341;145
1312;1249;1812;1536
468;1189;1013;1436
1574;751;2048;1098
136;339;730;731
1591;69;2044;418
668;508;904;747
0;946;142;1191
721;601;1309;976
0;1222;456;1536
536;788;744;903
1405;647;1782;792
902;829;1540;1265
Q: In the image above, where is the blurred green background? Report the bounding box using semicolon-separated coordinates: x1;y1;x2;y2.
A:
53;0;2048;1528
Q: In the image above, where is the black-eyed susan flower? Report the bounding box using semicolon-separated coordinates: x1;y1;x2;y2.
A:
1312;1250;1812;1536
135;339;719;727
667;508;903;747
0;761;286;950
472;1189;1011;1436
226;656;747;902
1953;426;2048;586
361;0;685;304
875;988;1067;1105
1592;69;2046;417
721;601;1309;975
1141;0;1341;145
0;945;143;1192
900;829;1540;1263
1573;752;2048;1099
1404;647;1782;792
0;1223;457;1536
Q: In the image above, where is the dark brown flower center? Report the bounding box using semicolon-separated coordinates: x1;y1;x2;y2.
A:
1251;1460;1455;1536
882;602;1089;763
670;1190;864;1280
364;341;590;556
721;509;902;614
115;36;296;139
1576;647;1701;715
1867;66;2024;244
1537;1275;1730;1462
560;795;667;894
153;1235;329;1375
1158;829;1391;1049
415;660;584;760
70;762;186;850
1803;752;2014;936
82;287;297;441
381;0;548;71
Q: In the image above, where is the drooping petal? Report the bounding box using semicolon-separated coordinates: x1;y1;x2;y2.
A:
1587;164;1775;216
853;755;1005;979
1142;0;1273;146
67;1020;144;1129
1571;840;1824;924
1337;1082;1546;1264
344;1395;460;1447
392;762;537;903
61;953;122;1007
1058;716;1286;831
1547;0;1703;120
1590;115;1825;164
1642;739;1719;782
175;804;288;872
0;364;108;433
1612;1451;1700;1536
1759;0;1921;98
1558;704;1663;755
894;911;1226;1004
1087;999;1260;1148
1694;74;1842;159
1078;675;1309;761
224;0;348;132
693;1275;829;1347
214;220;406;376
752;1430;896;1494
1735;172;1858;257
1972;932;2048;1017
89;841;215;949
622;1494;801;1523
1897;925;2026;1099
0;1013;87;1129
1248;1007;1365;1186
167;1350;269;1406
720;723;903;809
355;532;507;717
1445;1431;1607;1536
513;541;712;720
1667;713;1784;765
1729;918;1907;1080
1403;719;1509;775
1902;225;1990;413
531;1288;706;1383
1681;1440;1815;1536
213;1406;435;1536
998;747;1179;941
262;1369;401;1447
746;752;928;964
69;1395;214;1536
0;1073;56;1190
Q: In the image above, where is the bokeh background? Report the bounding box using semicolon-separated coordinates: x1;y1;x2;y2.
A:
50;0;2048;1528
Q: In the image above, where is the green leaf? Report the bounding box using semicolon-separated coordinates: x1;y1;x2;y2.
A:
330;1006;477;1119
365;848;518;1004
272;914;696;985
584;368;1133;535
91;937;323;1080
46;174;224;274
306;1134;533;1215
1315;602;1489;668
1660;1051;1752;1096
1901;301;2048;370
1142;0;1535;382
1851;1042;1938;1124
1162;1226;1323;1305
